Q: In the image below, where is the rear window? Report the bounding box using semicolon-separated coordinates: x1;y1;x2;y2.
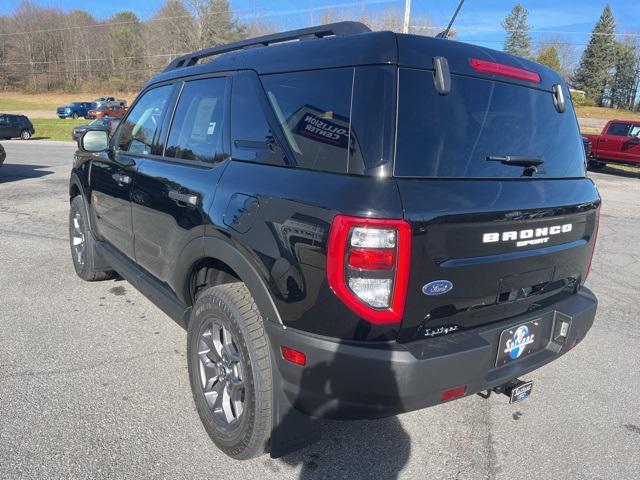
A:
395;68;585;178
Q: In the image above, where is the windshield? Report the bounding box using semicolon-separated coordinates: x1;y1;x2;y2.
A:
394;68;586;178
89;119;107;126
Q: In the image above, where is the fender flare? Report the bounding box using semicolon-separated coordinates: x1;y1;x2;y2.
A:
69;172;95;233
176;234;283;326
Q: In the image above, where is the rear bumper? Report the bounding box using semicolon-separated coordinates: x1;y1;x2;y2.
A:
266;287;597;419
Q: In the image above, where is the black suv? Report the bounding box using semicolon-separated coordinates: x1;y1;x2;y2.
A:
0;114;34;140
69;22;600;460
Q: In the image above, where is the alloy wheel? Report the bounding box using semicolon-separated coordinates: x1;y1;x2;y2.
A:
71;210;86;266
197;319;245;426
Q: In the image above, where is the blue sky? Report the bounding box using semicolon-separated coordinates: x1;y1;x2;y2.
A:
3;0;639;52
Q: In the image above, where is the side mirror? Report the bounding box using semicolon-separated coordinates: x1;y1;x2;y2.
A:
80;129;109;152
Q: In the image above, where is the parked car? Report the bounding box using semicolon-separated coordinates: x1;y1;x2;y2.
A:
71;117;120;141
94;96;126;108
583;119;640;169
87;105;126;119
0;143;5;167
69;22;600;460
582;136;592;159
0;113;35;139
57;102;96;119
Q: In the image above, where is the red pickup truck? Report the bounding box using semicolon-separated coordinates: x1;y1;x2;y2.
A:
583;119;640;170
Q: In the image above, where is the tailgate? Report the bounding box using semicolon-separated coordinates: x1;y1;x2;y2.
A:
396;178;599;342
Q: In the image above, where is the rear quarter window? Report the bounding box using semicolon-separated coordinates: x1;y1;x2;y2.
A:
395;68;586;179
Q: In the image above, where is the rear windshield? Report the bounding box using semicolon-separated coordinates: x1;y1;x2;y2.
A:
395;68;586;178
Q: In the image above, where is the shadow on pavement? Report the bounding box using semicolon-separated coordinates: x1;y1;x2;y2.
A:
0;163;54;183
589;165;640;179
274;340;411;479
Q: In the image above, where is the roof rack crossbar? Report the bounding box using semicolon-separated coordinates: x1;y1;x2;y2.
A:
163;21;371;72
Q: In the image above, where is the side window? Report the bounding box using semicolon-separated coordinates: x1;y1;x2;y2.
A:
261;68;354;173
606;122;631;136
231;72;285;166
165;77;227;163
629;125;640;138
116;85;172;155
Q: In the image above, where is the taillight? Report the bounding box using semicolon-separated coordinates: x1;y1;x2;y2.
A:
470;58;541;84
586;207;600;280
327;215;411;324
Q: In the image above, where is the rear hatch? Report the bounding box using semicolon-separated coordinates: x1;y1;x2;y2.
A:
393;45;600;343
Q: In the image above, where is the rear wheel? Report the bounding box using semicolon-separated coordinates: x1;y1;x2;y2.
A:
187;283;272;460
69;196;114;281
20;129;31;140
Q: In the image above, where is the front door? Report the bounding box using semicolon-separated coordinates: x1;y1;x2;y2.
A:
599;121;631;162
132;76;230;285
90;84;174;260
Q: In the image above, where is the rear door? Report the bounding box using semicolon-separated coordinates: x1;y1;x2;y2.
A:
132;75;230;286
622;123;640;164
393;68;600;342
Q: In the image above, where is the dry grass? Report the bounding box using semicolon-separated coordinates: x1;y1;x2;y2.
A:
575;106;640;121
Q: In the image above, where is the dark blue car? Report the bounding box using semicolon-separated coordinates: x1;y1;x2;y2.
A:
57;102;96;119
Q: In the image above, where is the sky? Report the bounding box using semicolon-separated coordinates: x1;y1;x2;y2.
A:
1;0;639;52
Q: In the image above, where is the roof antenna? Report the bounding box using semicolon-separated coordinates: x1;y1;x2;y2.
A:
436;0;466;39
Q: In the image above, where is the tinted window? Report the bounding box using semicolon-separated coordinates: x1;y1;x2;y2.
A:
395;69;585;178
606;122;631;136
231;72;285;166
116;85;172;155
261;68;353;173
165;77;227;163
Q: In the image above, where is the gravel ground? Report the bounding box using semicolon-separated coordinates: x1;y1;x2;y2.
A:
0;140;638;480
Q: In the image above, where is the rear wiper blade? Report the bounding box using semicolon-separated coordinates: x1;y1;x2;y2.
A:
486;155;544;167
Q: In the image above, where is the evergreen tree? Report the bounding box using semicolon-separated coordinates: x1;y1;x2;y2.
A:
537;46;561;72
501;4;532;58
609;40;638;110
572;4;616;106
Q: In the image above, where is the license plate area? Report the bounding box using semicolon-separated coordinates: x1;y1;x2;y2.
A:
510;380;533;403
496;319;544;367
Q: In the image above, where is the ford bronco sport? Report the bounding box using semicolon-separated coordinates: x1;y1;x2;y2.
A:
69;22;600;459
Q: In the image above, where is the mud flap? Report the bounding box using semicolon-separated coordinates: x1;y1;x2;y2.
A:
269;352;321;458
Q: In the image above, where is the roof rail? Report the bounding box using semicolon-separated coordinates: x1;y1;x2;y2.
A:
163;21;371;72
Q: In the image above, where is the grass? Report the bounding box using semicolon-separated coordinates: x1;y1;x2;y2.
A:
0;91;136;116
575;106;640;121
31;118;87;141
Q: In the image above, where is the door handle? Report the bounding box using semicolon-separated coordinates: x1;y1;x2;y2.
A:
168;190;198;206
111;173;131;184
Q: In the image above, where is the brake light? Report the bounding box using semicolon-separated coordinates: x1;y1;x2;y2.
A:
327;215;411;324
470;58;541;83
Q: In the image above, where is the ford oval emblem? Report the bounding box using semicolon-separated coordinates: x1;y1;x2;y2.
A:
422;280;453;296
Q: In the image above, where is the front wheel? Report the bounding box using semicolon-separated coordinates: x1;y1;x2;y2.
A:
20;129;31;140
187;283;272;460
69;196;114;281
588;159;606;170
71;112;79;120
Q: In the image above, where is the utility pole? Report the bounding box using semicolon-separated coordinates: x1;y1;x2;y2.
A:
403;0;411;34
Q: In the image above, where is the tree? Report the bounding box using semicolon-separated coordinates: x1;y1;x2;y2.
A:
573;4;617;106
501;4;532;58
609;38;639;109
537;46;561;72
185;0;245;50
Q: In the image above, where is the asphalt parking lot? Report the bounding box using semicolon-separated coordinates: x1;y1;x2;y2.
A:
1;140;639;480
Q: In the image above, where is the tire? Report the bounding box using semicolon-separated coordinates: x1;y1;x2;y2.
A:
588;159;605;170
187;283;272;460
71;112;79;120
69;196;114;281
20;129;31;140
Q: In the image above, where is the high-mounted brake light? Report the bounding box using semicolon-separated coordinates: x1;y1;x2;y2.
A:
470;58;541;84
327;215;411;324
